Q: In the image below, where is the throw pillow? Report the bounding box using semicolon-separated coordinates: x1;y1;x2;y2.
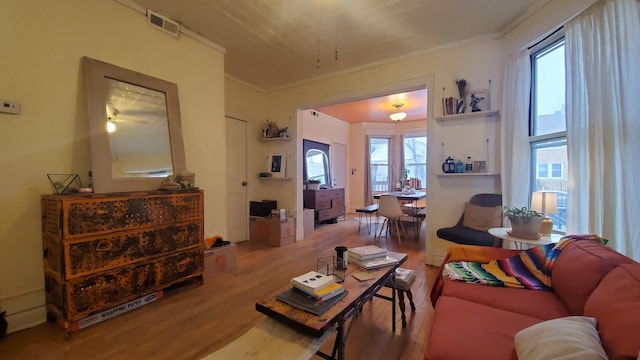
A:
514;316;608;360
462;203;502;231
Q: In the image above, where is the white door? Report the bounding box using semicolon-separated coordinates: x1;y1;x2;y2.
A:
332;141;348;189
226;117;248;243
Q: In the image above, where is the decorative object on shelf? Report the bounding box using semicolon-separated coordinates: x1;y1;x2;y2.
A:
261;119;289;139
442;156;456;173
455;159;464;173
465;157;473;172
389;103;407;121
473;161;487;173
468;88;490;112
503;206;544;239
454;78;467;114
47;173;82;194
267;152;287;178
530;192;558;235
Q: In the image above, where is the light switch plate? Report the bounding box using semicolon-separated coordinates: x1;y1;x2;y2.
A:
1;100;21;114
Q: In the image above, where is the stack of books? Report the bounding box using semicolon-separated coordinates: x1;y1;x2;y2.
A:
291;271;345;302
394;268;416;288
348;245;399;270
276;271;347;315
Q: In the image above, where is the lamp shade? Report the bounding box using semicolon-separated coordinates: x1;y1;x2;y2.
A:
531;191;558;215
389;112;407;121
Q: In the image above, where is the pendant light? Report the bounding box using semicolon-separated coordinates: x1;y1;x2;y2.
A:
390;103;407;121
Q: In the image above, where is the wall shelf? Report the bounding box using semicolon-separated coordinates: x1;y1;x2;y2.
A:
436;173;500;177
259;137;291;142
435;110;500;122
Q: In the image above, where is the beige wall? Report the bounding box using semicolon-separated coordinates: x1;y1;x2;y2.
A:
266;39;503;256
0;0;225;332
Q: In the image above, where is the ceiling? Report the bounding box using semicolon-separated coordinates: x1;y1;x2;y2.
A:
129;0;544;122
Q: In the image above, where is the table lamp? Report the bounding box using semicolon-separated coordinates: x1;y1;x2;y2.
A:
531;191;558;235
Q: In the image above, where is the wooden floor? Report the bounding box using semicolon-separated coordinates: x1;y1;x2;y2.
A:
0;215;438;360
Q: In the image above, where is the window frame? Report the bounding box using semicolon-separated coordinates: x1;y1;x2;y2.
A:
529;29;568;234
369;136;392;193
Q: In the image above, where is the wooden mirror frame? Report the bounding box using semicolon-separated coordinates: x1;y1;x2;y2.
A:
83;56;186;193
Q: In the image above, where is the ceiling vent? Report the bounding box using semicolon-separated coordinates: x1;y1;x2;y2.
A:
147;10;179;38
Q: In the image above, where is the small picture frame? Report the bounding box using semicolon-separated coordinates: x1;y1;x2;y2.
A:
467;89;490;113
267;152;286;178
473;161;487;173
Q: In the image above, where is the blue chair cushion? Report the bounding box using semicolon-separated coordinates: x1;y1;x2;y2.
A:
436;225;497;247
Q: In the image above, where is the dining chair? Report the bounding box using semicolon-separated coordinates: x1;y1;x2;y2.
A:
377;194;407;244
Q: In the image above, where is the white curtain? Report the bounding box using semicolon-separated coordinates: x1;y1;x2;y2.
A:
565;0;640;260
501;49;531;211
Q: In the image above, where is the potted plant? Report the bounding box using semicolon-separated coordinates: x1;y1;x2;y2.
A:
503;206;544;237
307;179;321;190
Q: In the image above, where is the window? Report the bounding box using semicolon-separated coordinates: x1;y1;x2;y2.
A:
537;162;563;179
530;31;568;233
370;137;390;192
403;135;427;189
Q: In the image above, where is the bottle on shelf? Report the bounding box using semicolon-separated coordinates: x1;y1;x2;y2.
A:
465;157;473;172
455;160;464;173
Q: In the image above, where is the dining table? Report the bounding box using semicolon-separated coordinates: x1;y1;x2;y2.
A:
373;190;426;240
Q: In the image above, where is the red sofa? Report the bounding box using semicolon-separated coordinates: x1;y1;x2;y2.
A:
426;239;640;360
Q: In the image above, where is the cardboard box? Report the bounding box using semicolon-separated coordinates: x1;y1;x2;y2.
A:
204;243;237;280
249;216;295;246
303;208;315;238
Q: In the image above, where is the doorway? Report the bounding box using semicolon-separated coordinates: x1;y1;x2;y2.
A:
225;117;248;243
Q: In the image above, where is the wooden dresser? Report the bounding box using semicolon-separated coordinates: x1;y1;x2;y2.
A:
41;190;204;335
303;188;345;224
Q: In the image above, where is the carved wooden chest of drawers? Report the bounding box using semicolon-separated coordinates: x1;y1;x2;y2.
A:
41;190;204;332
303;188;345;223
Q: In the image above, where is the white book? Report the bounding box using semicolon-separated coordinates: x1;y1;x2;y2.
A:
348;245;387;260
291;271;336;294
351;256;399;270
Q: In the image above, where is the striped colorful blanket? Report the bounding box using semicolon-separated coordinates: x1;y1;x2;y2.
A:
443;238;574;290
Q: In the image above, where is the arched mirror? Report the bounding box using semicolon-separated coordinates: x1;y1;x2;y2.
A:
306;149;329;184
83;57;186;193
303;139;330;186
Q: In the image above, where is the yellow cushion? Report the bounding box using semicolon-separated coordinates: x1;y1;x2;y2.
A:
462;203;502;231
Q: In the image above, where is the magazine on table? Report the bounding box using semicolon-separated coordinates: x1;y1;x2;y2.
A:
276;288;347;316
351;255;399;270
348;245;387;260
293;282;344;302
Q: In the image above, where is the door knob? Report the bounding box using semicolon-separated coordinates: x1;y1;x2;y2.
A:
242;181;248;186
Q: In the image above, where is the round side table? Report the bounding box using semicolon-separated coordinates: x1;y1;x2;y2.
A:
488;227;563;250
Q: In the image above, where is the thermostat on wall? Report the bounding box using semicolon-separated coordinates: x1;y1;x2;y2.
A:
1;99;21;114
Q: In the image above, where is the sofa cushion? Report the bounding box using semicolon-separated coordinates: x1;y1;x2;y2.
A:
462;203;502;231
514;316;608;360
584;263;640;360
552;240;634;315
442;278;570;320
426;296;541;360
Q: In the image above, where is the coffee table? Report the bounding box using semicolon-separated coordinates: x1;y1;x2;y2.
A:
488;227;563;250
255;251;408;360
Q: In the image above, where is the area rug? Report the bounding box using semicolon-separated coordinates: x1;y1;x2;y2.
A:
201;317;333;360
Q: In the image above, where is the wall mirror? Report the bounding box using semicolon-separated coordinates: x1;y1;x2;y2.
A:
303;139;330;186
83;57;186;193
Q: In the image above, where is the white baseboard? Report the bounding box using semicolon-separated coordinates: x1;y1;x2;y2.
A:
0;288;47;334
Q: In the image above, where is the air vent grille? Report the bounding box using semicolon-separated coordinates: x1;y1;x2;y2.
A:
147;10;179;38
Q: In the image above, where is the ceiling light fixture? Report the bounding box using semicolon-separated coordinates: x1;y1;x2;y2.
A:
106;120;116;133
390;103;407;121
